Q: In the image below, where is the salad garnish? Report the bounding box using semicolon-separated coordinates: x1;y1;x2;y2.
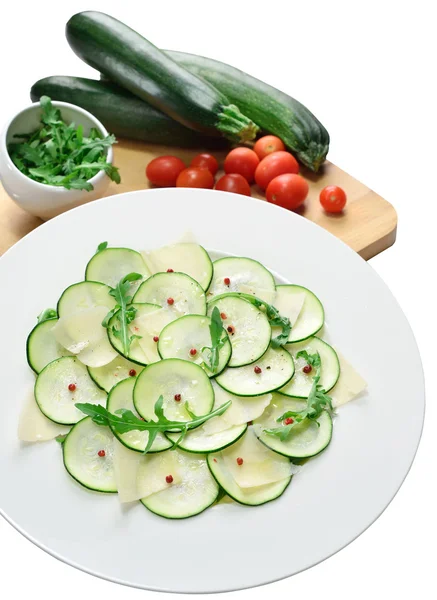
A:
264;351;334;441
37;308;57;323
217;292;292;348
202;306;228;373
76;395;232;454
102;272;143;355
96;241;108;253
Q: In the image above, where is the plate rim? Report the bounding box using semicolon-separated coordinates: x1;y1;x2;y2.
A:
0;189;425;593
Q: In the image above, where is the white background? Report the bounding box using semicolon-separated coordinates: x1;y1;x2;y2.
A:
0;1;434;598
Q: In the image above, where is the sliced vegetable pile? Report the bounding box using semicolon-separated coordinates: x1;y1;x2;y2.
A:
20;239;367;519
31;11;329;171
8;96;120;191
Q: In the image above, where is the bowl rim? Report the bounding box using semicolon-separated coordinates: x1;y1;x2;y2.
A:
0;100;114;193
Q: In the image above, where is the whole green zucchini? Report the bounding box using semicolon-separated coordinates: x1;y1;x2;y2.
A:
167;51;329;171
65;11;258;143
30;76;227;149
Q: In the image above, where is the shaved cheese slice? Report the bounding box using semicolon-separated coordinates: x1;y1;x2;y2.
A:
132;308;175;335
141;251;158;274
113;440;183;503
141;243;212;290
53;306;117;367
76;335;119;368
216;495;235;505
203;382;271;435
18;390;69;442
330;351;367;407
112;440;142;503
129;308;174;363
175;230;198;244
239;284;277;304
222;428;295;488
137;452;183;498
271;290;306;342
53;306;109;351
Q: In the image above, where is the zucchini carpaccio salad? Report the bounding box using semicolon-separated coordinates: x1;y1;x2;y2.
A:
20;239;366;519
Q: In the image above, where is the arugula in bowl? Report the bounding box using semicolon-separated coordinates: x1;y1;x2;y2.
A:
8;96;120;191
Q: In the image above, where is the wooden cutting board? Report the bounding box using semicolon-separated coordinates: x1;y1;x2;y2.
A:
0;139;397;259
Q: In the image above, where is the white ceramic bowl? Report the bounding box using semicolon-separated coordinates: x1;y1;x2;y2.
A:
0;101;114;220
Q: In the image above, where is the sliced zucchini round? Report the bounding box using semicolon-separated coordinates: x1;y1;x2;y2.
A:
253;394;333;458
158;314;232;377
216;346;294;396
207;295;271;367
63;417;117;493
57;281;116;317
208;257;276;300
166;381;247;453
107;302;162;365
85;247;151;290
207;429;292;506
88;355;144;392
133;359;214;422
107;377;171;452
142;243;213;290
275;285;324;343
141;449;219;519
53;306;118;368
26;318;72;374
35;356;107;425
166;423;246;454
279;337;340;398
133;272;206;316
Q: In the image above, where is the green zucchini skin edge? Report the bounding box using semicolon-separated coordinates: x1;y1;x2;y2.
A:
65;11;258;143
30;77;228;149
168;50;330;171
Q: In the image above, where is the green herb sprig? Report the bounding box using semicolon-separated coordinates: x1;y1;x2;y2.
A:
202;306;228;373
296;350;321;372
264;351;334;441
213;292;291;347
96;241;108;253
102;273;143;355
37;308;57;324
8;96;120;191
76;396;231;454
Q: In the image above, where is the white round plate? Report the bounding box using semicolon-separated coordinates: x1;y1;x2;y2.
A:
0;189;424;593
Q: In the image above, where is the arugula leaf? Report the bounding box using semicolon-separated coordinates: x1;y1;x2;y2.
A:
215;292;291;347
55;433;68;445
296;350;322;375
76;396;232;454
40;95;62;126
96;241;108;253
8;96;120;191
264;366;334;442
102;273;143;355
201;306;228;373
37;308;57;323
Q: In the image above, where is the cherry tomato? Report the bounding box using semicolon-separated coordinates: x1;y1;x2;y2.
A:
224;147;260;182
255;151;299;190
176;167;214;189
319;185;347;213
146;155;185;187
215;174;251;196
253;135;286;160
190;153;219;176
266;174;309;210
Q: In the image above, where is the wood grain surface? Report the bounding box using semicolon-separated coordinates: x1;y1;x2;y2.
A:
0;139;397;259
